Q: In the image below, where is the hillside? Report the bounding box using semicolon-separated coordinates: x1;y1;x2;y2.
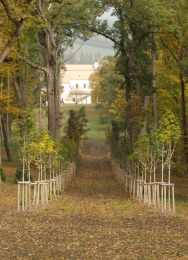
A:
64;35;115;64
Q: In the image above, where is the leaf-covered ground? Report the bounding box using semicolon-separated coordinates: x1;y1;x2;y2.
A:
0;141;188;259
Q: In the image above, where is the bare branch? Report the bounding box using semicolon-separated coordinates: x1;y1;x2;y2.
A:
0;1;25;64
17;53;47;73
160;37;188;76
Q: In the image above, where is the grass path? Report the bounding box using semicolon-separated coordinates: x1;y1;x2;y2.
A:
0;141;188;259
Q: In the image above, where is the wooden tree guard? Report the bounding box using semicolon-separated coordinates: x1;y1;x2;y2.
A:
17;161;76;212
61;171;67;192
133;179;143;199
121;173;127;190
124;175;133;194
115;167;124;185
54;177;60;195
161;183;175;214
35;181;48;206
107;146;111;160
152;182;164;209
18;181;31;212
56;175;62;194
70;162;76;175
129;176;135;195
143;182;175;214
45;180;52;201
143;182;160;207
108;148;176;215
143;183;155;206
136;180;144;202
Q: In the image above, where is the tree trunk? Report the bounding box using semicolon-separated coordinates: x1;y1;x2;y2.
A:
1;115;12;162
13;75;26;110
0;1;25;64
13;75;27;140
43;29;56;138
140;96;150;135
54;54;61;138
118;6;132;141
128;25;141;97
46;66;55;138
129;46;140;96
6;70;10;142
121;49;132;142
180;72;188;165
125;75;132;141
152;33;157;127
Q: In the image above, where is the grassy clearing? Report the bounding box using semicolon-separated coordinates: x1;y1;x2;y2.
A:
61;103;106;139
36;103;107;140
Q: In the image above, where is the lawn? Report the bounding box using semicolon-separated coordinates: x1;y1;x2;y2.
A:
36;103;106;139
60;103;106;140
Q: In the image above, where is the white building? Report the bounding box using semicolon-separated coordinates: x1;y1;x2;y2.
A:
61;63;98;104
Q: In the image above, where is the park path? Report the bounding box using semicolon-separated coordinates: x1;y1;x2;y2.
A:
0;140;188;259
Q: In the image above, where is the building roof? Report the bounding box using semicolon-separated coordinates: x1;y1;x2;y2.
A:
61;64;95;84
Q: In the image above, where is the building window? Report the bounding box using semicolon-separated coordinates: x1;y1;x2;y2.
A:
76;84;78;89
84;84;86;88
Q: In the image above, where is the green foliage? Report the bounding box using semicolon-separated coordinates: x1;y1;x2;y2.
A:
105;125;112;146
11;109;38;144
111;120;120;143
113;139;131;166
64;106;90;147
15;168;28;182
56;190;62;195
95;103;101;109
106;114;181;176
105;125;131;165
98;115;107;127
96;57;125;108
57;137;78;166
14;167;33;183
11;107;82;177
62;106;90;163
0;167;6;182
158;110;181;145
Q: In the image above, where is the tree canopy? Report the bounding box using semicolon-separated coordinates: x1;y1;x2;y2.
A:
0;0;188;173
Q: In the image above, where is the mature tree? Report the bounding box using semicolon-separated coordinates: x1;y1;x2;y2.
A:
158;0;188;165
64;106;90;153
0;59;21;161
0;0;32;64
17;0;105;138
90;56;126;128
90;0;171;140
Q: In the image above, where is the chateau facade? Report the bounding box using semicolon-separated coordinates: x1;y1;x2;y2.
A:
61;62;98;104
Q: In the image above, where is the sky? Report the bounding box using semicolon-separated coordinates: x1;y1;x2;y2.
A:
99;9;117;21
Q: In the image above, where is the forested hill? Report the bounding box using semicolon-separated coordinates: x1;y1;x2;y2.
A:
64;34;115;64
76;36;113;49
